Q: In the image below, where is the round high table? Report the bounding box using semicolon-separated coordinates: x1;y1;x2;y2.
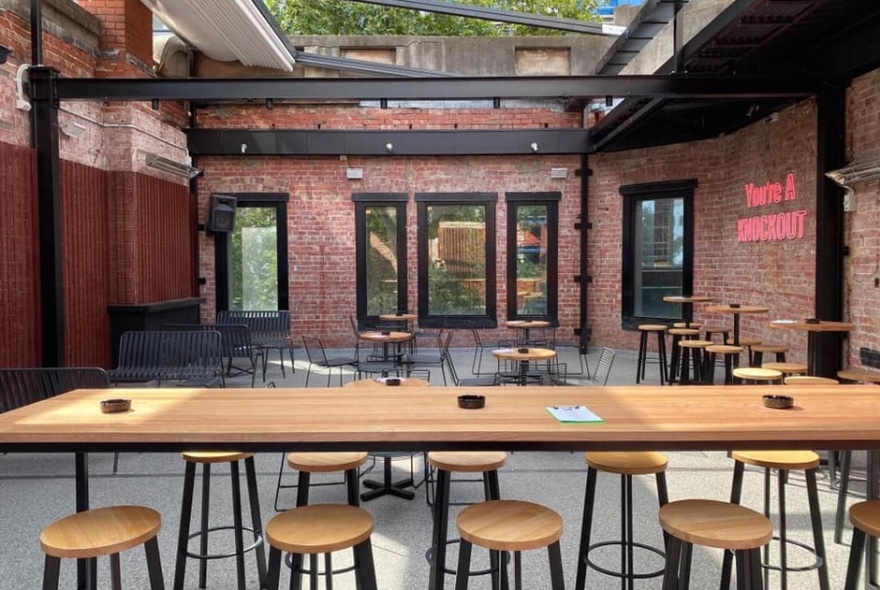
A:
662;295;714;328
344;377;431;502
358;331;412;362
507;320;551;346
492;346;557;385
379;312;417;331
770;319;854;376
704;304;769;346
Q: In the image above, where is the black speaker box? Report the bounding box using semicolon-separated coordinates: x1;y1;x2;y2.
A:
207;195;237;233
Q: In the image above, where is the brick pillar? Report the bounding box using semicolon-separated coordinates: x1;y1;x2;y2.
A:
79;0;154;72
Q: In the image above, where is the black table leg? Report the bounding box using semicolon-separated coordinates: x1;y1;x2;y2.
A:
75;452;96;590
361;456;415;501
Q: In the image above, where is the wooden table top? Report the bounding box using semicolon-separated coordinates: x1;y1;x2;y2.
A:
662;296;714;303
705;305;769;315
770;319;856;332
506;320;550;329
344;377;430;388
358;331;412;342
3;385;880;452
379;313;417;322
492;347;557;361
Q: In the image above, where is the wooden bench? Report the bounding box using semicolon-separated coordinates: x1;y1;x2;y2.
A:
217;310;295;378
108;330;224;387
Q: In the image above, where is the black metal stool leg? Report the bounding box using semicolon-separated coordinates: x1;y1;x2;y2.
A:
230;461;247;590
454;540;473;590
144;537;166;590
174;462;197;590
267;547;282;590
110;553;122;590
721;461;745;590
548;542;564;590
199;463;212;589
428;469;451;590
355;539;378;590
835;450;852;544
661;537;681;590
637;331;647;384
245;457;268;588
575;467;598;590
844;527;867;590
43;555;61;590
805;469;830;590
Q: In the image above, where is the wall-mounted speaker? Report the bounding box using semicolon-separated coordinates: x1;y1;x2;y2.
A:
207;195;237;233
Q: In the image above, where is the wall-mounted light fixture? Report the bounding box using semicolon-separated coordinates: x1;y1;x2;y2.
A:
530;142;539;153
146;153;202;179
385;143;394;153
266;98;274;109
60;121;86;138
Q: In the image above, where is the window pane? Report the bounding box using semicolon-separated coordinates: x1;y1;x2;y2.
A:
515;205;548;315
427;204;486;315
633;198;683;318
365;206;399;316
231;208;278;310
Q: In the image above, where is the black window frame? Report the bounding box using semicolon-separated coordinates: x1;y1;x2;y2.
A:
505;192;560;325
353;193;408;328
416;192;497;329
214;192;289;313
621;180;696;331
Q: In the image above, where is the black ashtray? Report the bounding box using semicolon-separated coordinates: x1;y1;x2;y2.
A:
380;330;391;336
763;394;794;409
517;347;529;354
385;377;401;386
805;317;820;324
395;312;403;316
729;303;741;309
458;394;486;409
101;398;131;413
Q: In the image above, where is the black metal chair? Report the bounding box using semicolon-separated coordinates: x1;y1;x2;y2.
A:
217;310;295;378
554;323;592;379
164;324;262;386
401;330;452;385
110;330;225;387
590;347;616;386
301;336;357;387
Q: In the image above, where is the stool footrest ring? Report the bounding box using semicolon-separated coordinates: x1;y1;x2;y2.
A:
584;540;666;580
185;525;263;560
425;540;510;577
285;552;357;577
758;536;824;573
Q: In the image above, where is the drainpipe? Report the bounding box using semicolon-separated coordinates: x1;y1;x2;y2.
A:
577;153;591;347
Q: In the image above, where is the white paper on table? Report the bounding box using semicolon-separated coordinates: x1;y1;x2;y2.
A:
545;405;604;424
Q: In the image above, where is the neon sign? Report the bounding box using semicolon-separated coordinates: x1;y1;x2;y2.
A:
737;172;808;242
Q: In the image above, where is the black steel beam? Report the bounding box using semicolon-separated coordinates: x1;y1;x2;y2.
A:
346;0;610;35
52;75;819;103
292;52;455;77
29;67;66;368
591;97;667;152
187;129;591;156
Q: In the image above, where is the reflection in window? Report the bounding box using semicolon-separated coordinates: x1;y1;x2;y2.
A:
365;206;399;316
427;204;487;315
514;205;549;315
231;207;278;310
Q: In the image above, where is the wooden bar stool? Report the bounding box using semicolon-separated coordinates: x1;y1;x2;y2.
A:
265;504;378;590
783;375;838;385
455;499;564;590
727;337;762;366
667;328;700;383
702;326;732;343
284;452;368;508
41;506;165;590
636;324;668;385
844;500;880;588
173;452;267;590
751;344;788;367
762;362;807;378
732;367;782;385
676;339;712;384
427;451;507;590
575;452;668;590
659;499;772;590
721;451;830;590
705;344;743;384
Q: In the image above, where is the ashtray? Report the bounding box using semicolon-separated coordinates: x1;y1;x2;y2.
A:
763;395;794;409
729;303;741;309
100;398;131;413
458;395;486;410
805;317;820;324
380;330;391;336
385;377;401;386
517;347;529;354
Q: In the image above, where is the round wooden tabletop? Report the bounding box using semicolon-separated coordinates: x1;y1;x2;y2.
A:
492;347;557;362
662;296;714;304
705;305;769;315
379;313;418;322
506;320;550;330
344;377;430;388
358;331;412;343
769;319;855;332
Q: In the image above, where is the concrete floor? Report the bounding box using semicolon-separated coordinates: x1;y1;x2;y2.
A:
0;343;869;589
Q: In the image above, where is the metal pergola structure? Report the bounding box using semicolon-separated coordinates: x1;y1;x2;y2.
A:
23;0;880;379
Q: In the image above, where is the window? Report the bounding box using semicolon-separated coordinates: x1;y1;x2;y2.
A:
621;180;696;329
214;193;289;312
417;193;497;328
354;194;408;325
506;192;559;322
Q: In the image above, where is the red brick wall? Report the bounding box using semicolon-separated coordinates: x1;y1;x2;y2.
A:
590;100;818;361
79;0;154;70
0;143;40;367
844;69;880;369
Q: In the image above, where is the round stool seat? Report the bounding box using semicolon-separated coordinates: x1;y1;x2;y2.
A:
266;504;373;554
659;499;772;550
706;344;743;355
181;451;254;463
585;451;667;475
752;344;789;354
733;367;782;382
41;506;161;559
286;452;369;473
837;369;880;384
732;450;820;470
668;328;700;337
678;339;712;349
762;362;807;375
850;501;880;537
638;324;667;332
784;375;839;385
673;322;703;329
457;500;562;552
428;451;507;473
